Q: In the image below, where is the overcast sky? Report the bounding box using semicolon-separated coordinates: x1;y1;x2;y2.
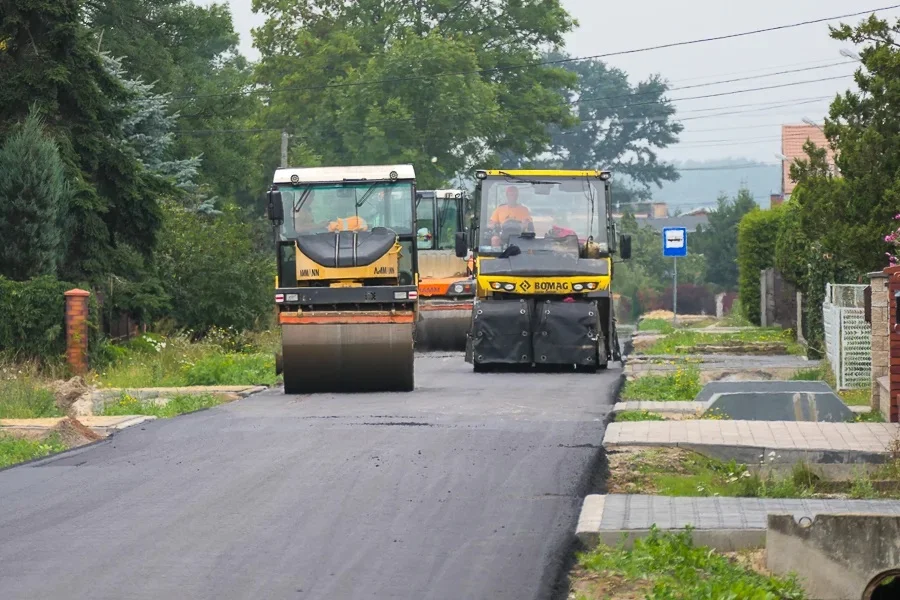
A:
216;1;896;165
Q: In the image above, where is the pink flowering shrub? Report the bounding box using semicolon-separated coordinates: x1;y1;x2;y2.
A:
886;214;900;265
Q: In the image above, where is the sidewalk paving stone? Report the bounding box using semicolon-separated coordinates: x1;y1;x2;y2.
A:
576;494;900;550
604;421;900;455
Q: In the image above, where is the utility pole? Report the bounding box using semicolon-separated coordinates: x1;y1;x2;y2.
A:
281;130;289;167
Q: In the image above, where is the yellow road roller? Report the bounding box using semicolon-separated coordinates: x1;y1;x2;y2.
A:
266;165;419;393
414;189;475;351
454;169;631;372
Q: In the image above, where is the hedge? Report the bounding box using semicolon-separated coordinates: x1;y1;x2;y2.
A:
736;206;784;325
0;276;98;361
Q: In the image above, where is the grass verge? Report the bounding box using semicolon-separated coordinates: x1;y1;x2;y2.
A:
570;527;805;600
0;378;63;419
620;368;702;401
642;327;802;355
99;393;230;418
608;447;900;500
0;433;67;469
637;318;675;334
95;331;279;388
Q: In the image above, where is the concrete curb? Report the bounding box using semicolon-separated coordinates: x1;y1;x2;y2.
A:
89;385;268;413
611;401;872;415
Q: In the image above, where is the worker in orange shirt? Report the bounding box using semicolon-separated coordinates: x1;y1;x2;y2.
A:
488;186;533;243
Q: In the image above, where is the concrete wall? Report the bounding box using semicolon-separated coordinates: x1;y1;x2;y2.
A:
767;513;900;600
760;268;798;330
870;272;890;414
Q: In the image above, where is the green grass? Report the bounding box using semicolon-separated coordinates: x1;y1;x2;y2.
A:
637;318;675;333
612;448;900;500
574;527;806;600
96;332;278;388
0;433;67;469
615;410;667;422
0;378;63;419
642;327;802;355
99;393;229;418
855;410;886;423
790;366;829;381
838;387;871;407
620;368;702;401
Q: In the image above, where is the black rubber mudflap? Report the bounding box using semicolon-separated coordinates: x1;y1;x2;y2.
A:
470;298;533;364
533;300;600;366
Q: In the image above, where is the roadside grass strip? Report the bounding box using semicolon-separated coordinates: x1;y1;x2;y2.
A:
0;378;62;419
607;447;900;500
641;327;803;356
570;527;805;600
96;331;278;388
0;433;67;469
620;368;702;402
99;392;230;418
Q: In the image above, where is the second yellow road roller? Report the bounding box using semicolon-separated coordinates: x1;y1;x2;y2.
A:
266;164;419;393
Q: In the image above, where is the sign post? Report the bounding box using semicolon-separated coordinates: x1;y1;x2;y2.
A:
662;227;688;325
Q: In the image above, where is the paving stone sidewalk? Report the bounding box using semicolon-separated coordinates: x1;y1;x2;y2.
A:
576;494;900;550
604;420;900;454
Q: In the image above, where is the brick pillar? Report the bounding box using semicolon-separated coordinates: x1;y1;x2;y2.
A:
64;289;90;375
886;266;900;422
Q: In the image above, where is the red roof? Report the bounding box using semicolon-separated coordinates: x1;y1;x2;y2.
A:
782;124;835;195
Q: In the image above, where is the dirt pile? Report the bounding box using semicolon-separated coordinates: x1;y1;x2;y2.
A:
49;377;91;414
47;417;103;448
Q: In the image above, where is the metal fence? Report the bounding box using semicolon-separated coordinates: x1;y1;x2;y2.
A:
822;283;872;389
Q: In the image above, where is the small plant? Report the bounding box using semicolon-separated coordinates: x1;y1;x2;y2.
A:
849;468;879;499
790;366;828;381
700;407;730;420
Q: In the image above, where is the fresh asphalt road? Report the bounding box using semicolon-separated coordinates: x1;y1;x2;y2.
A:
0;353;620;600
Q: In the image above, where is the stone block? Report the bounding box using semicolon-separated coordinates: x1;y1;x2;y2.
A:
767;513;900;600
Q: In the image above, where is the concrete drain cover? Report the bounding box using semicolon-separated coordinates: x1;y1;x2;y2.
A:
694;380;833;403
704;391;854;422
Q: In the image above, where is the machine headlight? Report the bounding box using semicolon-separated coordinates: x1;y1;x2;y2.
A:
285;293;299;302
503;283;515;291
453;284;464;294
586;282;598;290
491;282;502;290
573;284;584;291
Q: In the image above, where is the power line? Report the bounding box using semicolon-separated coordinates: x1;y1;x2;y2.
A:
171;4;896;101
573;61;853;105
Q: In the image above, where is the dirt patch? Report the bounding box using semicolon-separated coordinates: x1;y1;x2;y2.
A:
47;417;103;448
49;377;91;414
723;550;769;576
606;446;696;495
568;565;652;600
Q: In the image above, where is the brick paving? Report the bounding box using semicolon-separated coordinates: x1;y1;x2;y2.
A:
604;420;900;453
597;494;900;531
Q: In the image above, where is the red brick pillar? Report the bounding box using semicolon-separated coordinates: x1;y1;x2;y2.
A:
887;266;900;422
64;289;90;375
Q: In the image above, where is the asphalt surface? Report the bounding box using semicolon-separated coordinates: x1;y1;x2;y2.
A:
0;353;619;600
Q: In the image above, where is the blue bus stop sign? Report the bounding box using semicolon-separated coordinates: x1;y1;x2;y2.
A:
662;227;687;258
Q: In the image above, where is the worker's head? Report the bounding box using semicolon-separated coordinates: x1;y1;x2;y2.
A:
506;186;519;206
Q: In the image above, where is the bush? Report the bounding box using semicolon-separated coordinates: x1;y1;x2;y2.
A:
0;276;73;360
737;206;784;325
155;203;275;333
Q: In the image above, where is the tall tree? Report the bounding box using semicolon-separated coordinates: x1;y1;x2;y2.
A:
0;0;164;280
0;109;70;280
250;0;579;189
531;56;682;197
695;189;758;289
85;0;259;207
